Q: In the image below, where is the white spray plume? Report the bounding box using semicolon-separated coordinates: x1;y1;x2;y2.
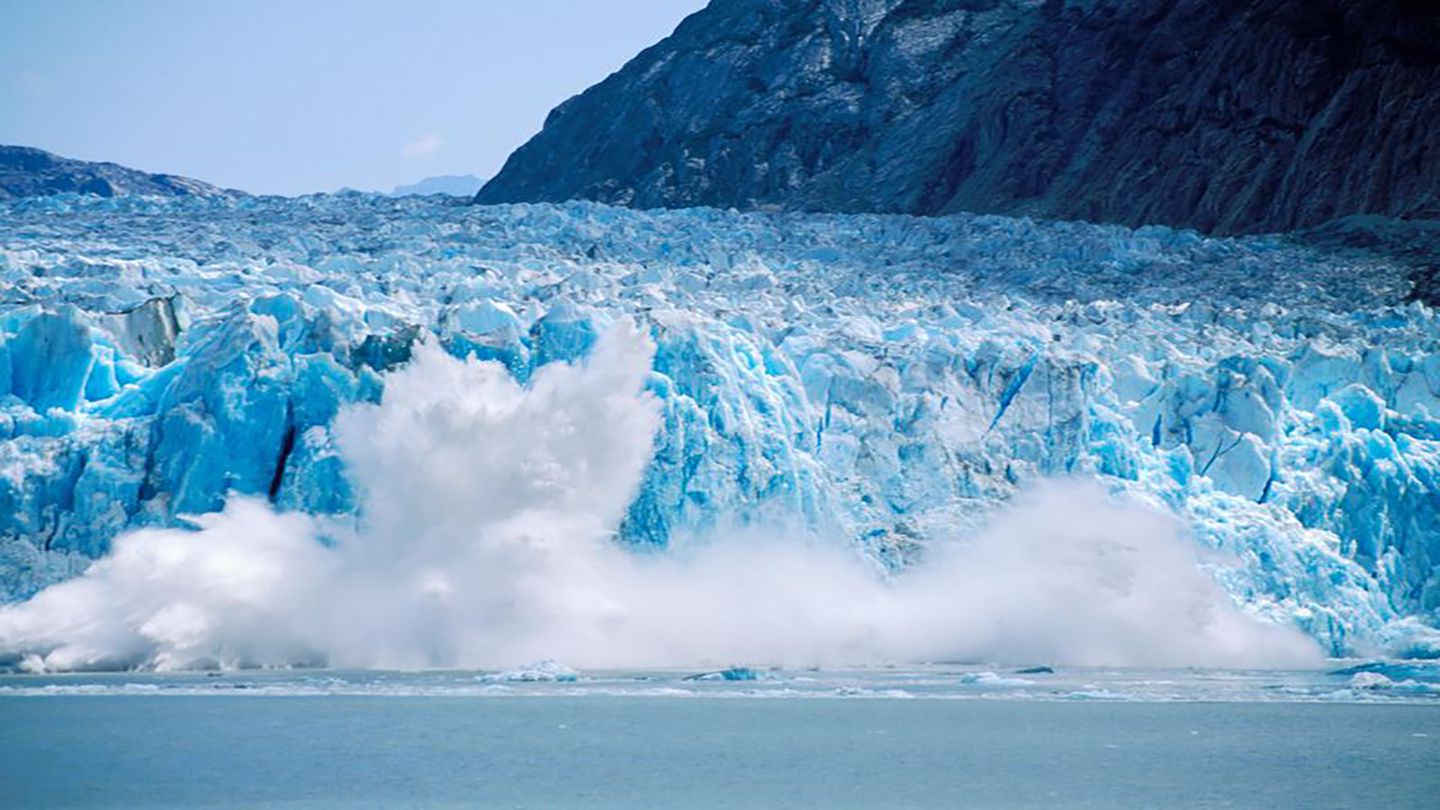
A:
0;322;1321;672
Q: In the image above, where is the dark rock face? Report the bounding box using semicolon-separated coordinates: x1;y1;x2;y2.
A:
477;0;1440;234
0;145;237;201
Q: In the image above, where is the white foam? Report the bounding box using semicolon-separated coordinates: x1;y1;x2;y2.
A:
0;322;1321;671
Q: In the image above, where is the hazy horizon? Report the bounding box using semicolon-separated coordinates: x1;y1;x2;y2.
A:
1;0;705;196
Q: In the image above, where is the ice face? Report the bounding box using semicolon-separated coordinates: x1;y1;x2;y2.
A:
0;193;1436;660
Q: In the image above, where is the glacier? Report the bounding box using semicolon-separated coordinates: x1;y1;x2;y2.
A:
0;192;1437;663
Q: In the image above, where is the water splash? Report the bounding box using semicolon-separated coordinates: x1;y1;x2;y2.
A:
0;322;1320;671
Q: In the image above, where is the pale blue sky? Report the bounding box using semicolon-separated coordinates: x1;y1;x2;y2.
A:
2;1;706;195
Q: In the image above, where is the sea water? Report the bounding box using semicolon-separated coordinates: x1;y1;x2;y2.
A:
2;666;1437;808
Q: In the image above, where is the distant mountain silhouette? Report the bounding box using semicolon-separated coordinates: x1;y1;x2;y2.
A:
392;175;485;197
0;145;239;200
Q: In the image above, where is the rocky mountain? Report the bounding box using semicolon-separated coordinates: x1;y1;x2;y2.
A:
476;0;1440;235
0;145;236;201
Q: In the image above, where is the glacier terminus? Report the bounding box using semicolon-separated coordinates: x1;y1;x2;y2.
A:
0;192;1437;668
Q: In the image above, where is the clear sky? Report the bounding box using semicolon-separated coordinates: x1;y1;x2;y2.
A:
1;0;706;195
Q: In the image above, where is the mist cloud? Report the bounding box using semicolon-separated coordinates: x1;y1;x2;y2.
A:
399;133;442;160
0;323;1321;672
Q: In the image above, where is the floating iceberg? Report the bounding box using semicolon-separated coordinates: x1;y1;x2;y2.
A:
959;672;1034;687
0;193;1436;663
485;661;580;683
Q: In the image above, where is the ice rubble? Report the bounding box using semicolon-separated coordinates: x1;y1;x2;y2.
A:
0;193;1436;657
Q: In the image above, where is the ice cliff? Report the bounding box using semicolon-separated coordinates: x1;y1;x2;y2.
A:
1;193;1437;658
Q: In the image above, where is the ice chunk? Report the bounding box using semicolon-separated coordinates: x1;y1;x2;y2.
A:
485;660;580;682
960;672;1035;687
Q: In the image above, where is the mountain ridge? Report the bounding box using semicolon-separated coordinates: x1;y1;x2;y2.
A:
476;0;1440;235
0;144;239;201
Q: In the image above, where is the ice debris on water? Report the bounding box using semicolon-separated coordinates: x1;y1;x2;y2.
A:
1346;671;1440;695
1349;671;1395;690
484;660;579;683
685;667;766;682
960;671;1035;687
0;193;1438;658
1330;661;1440;683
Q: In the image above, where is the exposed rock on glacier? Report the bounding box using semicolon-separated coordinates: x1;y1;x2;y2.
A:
476;0;1440;235
0;192;1437;657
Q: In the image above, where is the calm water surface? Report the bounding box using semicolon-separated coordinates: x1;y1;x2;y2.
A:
2;667;1437;808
